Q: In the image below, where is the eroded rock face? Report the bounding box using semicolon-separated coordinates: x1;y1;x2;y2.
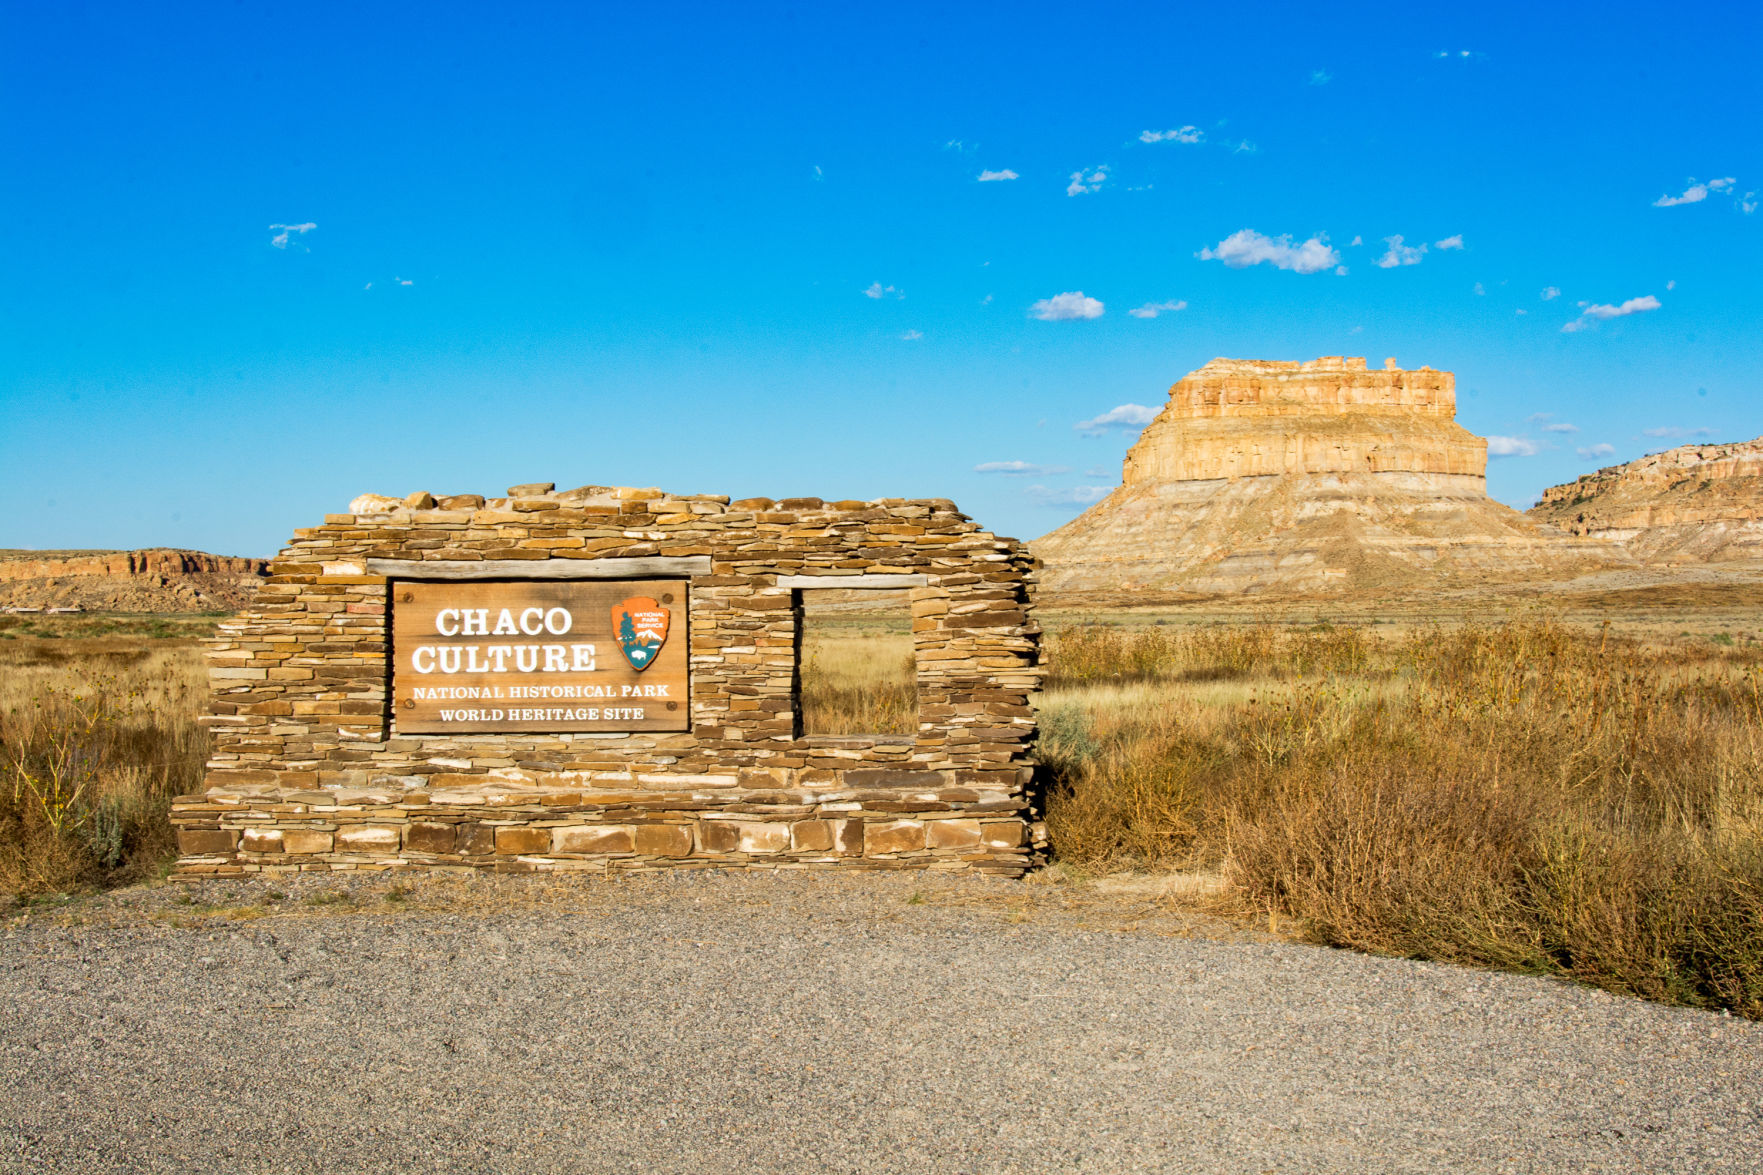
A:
1529;439;1763;563
1034;357;1625;598
1124;356;1486;482
0;549;268;612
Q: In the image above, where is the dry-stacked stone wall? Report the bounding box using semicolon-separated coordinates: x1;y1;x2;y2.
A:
170;484;1043;877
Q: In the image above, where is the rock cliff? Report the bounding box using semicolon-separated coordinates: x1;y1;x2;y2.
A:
1034;357;1626;598
0;548;267;612
1528;439;1763;563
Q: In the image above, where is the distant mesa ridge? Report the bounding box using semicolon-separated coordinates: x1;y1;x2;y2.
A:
1033;356;1624;599
0;548;267;613
1529;438;1763;564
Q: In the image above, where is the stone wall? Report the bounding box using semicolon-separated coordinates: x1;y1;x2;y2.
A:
170;484;1042;877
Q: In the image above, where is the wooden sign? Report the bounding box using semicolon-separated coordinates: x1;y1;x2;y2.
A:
390;579;689;733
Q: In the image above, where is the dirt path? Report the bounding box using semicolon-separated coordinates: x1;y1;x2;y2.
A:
3;871;1758;1174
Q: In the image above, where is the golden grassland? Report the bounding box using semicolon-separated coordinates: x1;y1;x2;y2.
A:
1041;621;1763;1018
0;638;208;893
3;610;1760;1018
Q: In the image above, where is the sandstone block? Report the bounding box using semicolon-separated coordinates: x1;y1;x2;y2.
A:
405;822;456;854
336;825;401;852
865;820;926;855
348;493;404;515
282;829;334;855
736;822;791;854
178;829;236;855
697;821;740;854
553;825;635;854
239;828;283;853
980;821;1025;848
926;819;982;849
790;820;833;852
635;825;692;857
495;827;551;855
831;819;865;855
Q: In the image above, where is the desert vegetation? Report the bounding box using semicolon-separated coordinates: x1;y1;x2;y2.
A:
0;639;207;894
4;613;1759;1021
1040;620;1763;1019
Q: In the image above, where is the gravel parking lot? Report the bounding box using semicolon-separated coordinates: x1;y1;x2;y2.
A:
2;869;1759;1174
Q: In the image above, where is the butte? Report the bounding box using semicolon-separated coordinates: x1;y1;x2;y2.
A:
1032;356;1623;600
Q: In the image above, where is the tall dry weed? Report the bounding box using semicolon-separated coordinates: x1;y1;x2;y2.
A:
0;642;208;894
1040;621;1763;1018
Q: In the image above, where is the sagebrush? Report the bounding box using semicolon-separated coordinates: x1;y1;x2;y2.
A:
1040;621;1763;1018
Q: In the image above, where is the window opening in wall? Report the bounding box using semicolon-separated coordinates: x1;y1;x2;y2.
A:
795;588;916;736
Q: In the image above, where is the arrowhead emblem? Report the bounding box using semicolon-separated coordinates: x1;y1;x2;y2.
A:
611;597;670;672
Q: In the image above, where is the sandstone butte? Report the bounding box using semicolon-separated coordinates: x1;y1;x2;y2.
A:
0;548;267;612
1528;437;1763;564
1032;356;1626;599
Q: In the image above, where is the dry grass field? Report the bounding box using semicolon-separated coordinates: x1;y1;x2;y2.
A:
0;635;208;894
1039;620;1763;1019
4;606;1760;1020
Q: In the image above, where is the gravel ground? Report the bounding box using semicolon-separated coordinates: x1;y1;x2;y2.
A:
2;869;1759;1174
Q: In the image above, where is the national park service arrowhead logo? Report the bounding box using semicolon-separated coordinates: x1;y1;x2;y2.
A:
611;597;670;672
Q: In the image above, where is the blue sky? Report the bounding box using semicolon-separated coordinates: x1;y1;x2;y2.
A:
3;1;1759;556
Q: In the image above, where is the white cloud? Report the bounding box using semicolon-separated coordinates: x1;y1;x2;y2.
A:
394;277;413;286
1435;49;1479;59
1487;436;1540;457
1128;299;1188;319
1027;484;1113;506
1654;177;1736;207
1139;126;1203;144
1198;229;1340;274
1434;234;1464;250
1473;282;1486;296
1029;291;1105;321
1375;235;1427;268
1540;422;1579;433
1349;235;1363;246
1515;308;1528;316
900;329;923;341
1642;426;1715;439
1744;192;1758;215
1541;286;1561;300
1666;279;1677;290
1562;294;1661;333
974;461;1071;476
977;169;1019;182
1309;69;1332;85
268;222;316;250
980;294;994;305
1067;166;1108;196
1577;443;1617;460
864;282;903;300
1232;140;1259;154
1075;403;1158;435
